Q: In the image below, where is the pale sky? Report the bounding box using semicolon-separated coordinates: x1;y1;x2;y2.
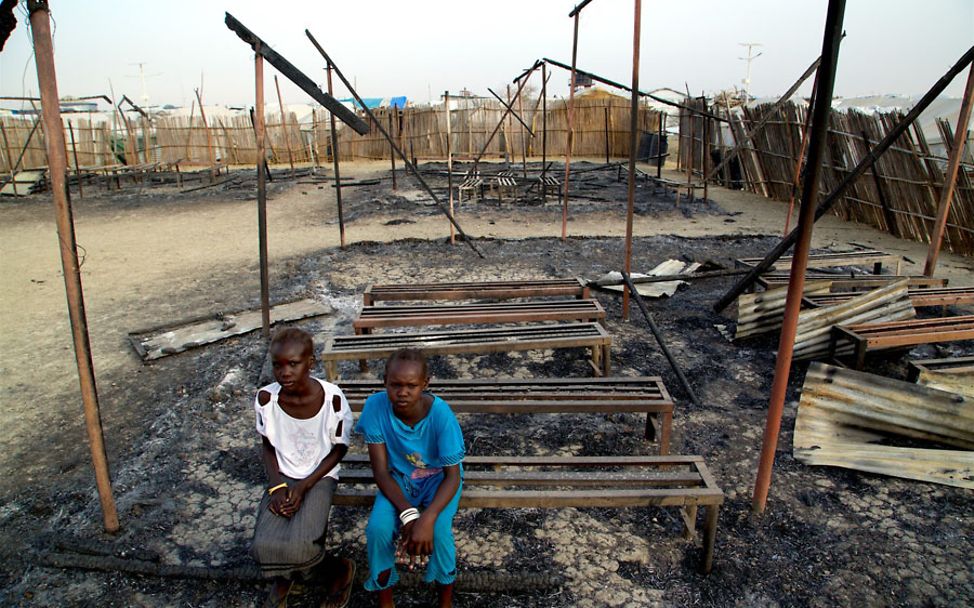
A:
1;0;972;110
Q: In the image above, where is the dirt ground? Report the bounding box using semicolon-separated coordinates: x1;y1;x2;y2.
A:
0;158;971;607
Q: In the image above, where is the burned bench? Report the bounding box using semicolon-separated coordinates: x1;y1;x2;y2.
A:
335;454;724;574
829;315;974;370
756;274;947;291
340;376;674;454
738;250;902;275
353;299;606;333
322;322;612;380
805;286;974;310
363;278;590;306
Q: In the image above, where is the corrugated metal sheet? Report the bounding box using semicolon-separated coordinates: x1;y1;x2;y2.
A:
793;362;974;488
791;280;916;360
918;370;974;398
734;280;833;340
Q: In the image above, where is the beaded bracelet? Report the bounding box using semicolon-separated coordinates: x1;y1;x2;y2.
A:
399;507;420;525
268;482;288;496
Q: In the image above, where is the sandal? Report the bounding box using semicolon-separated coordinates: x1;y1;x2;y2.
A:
261;578;293;608
320;557;356;608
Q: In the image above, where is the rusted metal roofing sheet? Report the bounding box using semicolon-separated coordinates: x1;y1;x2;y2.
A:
793;362;974;488
791;280;915;360
734;280;832;340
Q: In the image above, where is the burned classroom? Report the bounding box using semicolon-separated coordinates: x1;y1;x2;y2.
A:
0;1;973;607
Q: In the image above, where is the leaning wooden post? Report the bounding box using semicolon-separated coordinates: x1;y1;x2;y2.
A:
561;10;581;240
273;74;295;175
388;111;397;190
541;62;548;201
254;46;271;338
923;63;974;277
622;0;641;320
783;76;818;235
1;122;19;195
325;62;346;248
28;0;119;533
445;90;455;244
604;106;610;164
752;0;846;513
195;88;216;178
68;120;83;198
516;84;528;178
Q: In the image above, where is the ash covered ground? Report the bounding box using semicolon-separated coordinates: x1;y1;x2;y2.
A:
1;162;971;608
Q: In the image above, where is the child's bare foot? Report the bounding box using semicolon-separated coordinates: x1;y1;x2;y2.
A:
262;577;292;608
377;587;394;608
437;583;454;608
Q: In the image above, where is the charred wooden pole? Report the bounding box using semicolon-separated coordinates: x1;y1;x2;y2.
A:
471;61;541;168
923;63;974;277
561;7;582;241
707;54;824;183
542;62;548;201
28;0;119;533
622;272;700;406
445;91;455;244
517;84;528;178
604;106;611;164
861;129;899;238
325;62;346;248
622;0;641;320
254;47;271;338
487;87;535;135
68;120;83;198
542;57;728;123
273;75;296;175
657;111;663;179
752;0;846;514
305;29;484;258
702;102;710;201
715;44;974;313
388;112;397;190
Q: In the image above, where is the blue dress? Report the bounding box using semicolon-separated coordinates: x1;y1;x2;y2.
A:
355;391;465;590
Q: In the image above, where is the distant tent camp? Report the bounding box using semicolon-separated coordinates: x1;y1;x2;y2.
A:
340;96;407;110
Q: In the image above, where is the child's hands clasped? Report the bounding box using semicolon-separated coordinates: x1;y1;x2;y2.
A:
268;482;309;518
395;515;434;570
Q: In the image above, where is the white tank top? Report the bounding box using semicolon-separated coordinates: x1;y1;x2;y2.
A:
254;378;352;480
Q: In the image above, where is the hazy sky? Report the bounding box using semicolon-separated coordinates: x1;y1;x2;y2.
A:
1;0;971;110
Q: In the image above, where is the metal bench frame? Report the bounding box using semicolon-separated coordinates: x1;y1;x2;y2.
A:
340;376;674;455
322;322;612;380
363;278;590;306
829;315;974;370
336;454;723;574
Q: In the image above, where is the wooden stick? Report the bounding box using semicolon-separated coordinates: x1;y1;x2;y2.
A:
68;120;83;198
0;121;19;195
562;12;581;241
325;62;345;247
924;63;974;276
273;75;295;174
195;89;216;177
254;49;271;338
446;90;455;244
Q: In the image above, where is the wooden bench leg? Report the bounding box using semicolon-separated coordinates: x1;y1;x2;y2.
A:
853;338;867;371
644;413;657;442
701;504;719;575
325;360;338;382
601;344;611;376
590;344;602;376
357;328;371;372
658;411;672;456
681;504;698;540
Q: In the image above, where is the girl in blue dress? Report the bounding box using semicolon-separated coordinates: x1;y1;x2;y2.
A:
355;348;464;608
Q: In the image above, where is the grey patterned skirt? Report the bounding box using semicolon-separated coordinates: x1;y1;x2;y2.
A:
250;475;337;580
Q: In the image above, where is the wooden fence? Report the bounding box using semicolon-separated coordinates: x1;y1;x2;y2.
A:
1;97;660;173
680;100;974;256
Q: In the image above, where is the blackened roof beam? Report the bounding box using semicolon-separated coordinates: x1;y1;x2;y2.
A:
224;12;370;135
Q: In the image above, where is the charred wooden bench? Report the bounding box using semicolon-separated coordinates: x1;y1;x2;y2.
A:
757;274;947;291
322;322;612;380
805;286;974;310
531;173;562;204
457;170;485;203
739;250;902;275
353;299;605;333
363;278;590;306
829;315;974;370
335;454;724;574
490;170;519;201
340;376;674;454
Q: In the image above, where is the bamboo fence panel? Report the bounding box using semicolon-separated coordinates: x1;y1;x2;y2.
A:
708;101;974;255
0;117;49;171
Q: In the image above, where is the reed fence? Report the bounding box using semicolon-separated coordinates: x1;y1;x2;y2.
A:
680;100;974;256
1;96;660;174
